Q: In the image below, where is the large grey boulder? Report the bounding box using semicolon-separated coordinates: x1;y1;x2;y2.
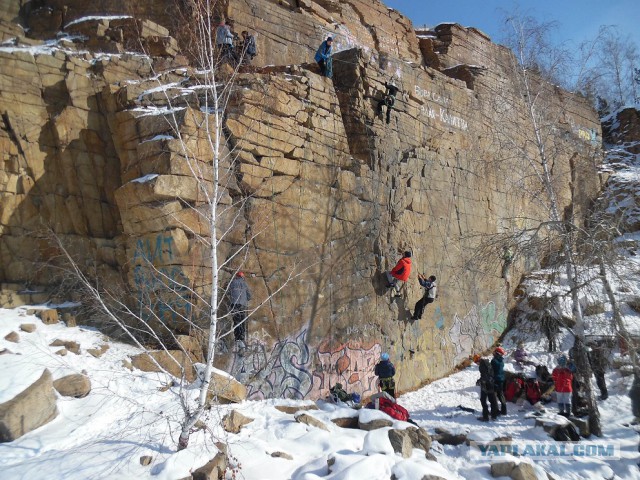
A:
388;429;413;458
0;369;58;442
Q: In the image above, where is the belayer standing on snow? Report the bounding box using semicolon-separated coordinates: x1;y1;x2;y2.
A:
374;352;396;398
385;251;412;297
492;347;507;415
411;274;436;320
474;354;499;421
228;271;251;348
315;36;333;78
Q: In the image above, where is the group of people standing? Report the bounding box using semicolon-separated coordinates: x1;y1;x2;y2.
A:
215;19;257;66
474;339;612;422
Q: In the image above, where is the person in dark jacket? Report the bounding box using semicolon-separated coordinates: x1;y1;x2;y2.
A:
374;352;396;398
492;347;507;415
240;30;257;64
314;36;333;77
474;354;499;421
411;274;436;320
376;81;400;124
385;251;412;297
587;339;610;400
228;271;251;346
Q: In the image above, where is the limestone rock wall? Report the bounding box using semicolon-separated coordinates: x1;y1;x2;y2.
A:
0;1;604;399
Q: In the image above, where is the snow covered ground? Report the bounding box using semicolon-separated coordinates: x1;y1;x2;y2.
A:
0;307;638;480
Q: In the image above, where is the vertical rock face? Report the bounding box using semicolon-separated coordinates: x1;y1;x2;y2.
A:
0;0;603;398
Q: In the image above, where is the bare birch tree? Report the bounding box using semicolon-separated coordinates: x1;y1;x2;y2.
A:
51;0;312;453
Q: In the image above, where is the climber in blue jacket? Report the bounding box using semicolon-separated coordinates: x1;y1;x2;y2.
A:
315;36;333;78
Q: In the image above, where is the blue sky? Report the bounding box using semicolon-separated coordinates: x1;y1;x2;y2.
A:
384;0;640;50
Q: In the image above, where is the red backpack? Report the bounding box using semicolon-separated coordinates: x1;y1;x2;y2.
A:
505;377;525;402
378;397;410;421
525;378;542;405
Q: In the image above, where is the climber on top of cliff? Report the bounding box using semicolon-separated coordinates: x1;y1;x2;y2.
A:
315;36;333;78
384;251;412;297
216;19;235;62
376;81;400;125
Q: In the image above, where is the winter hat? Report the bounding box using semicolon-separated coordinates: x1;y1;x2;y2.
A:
494;347;506;356
381;352;390;361
236;271;245;277
557;354;567;366
326;36;333;42
404;251;412;258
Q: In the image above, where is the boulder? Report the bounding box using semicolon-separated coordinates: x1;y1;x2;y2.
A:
55;348;67;356
406;426;432;453
569;416;590;437
294;412;329;431
388;429;413;458
53;374;91;398
331;416;359;429
19;323;36;333
270;451;293;460
176;334;203;362
49;339;80;354
358;417;393;431
4;331;19;343
432;427;467;446
0;369;58;442
131;350;196;382
274;404;318;414
491;461;516;477
206;370;247;404
87;344;110;358
221;410;253;434
140;455;152;466
192;451;227;480
511;463;537;480
62;313;77;327
36;309;59;325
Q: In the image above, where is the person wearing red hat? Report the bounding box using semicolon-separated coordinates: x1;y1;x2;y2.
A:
491;347;507;415
227;270;251;348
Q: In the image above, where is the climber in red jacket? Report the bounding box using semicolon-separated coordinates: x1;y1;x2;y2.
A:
385;251;412;296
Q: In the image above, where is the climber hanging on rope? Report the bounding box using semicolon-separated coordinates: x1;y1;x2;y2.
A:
385;251;412;297
376;81;400;124
411;274;437;320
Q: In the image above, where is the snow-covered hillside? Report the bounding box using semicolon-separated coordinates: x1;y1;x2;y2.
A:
1;306;638;480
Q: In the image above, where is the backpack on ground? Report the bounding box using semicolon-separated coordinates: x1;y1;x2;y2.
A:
505;376;525;402
552;423;580;442
525;378;542;405
329;383;350;402
378;397;410;421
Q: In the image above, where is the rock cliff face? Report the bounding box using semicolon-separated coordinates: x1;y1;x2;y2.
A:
0;0;603;398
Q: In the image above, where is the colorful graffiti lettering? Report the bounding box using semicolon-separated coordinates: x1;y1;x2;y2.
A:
311;341;380;398
231;328;381;400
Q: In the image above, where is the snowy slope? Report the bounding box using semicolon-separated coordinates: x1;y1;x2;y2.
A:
1;306;639;480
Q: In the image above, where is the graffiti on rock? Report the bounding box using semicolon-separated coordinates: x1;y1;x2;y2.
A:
131;232;191;325
231;328;381;400
446;302;507;364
